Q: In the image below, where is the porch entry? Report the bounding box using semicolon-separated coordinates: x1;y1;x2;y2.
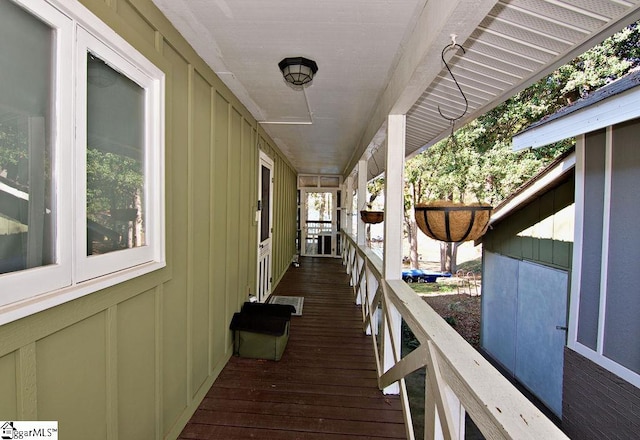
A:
257;151;274;302
300;189;340;257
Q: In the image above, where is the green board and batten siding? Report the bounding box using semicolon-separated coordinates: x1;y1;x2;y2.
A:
482;175;574;271
0;0;298;438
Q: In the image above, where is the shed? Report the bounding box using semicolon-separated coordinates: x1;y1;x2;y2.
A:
504;68;640;440
480;149;575;418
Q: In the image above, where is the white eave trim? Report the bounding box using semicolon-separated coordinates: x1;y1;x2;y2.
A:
512;86;640;150
489;152;575;225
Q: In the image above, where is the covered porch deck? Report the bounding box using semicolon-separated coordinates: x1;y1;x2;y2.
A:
179;257;407;439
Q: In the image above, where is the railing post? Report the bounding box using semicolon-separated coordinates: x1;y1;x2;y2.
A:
365;264;378;336
344;176;354;236
357;159;367;247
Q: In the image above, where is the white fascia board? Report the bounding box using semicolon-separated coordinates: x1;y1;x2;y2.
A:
490;152;575;224
512;87;640;150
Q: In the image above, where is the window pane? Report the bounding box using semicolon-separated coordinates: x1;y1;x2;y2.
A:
260;165;270;242
86;54;145;256
0;1;54;275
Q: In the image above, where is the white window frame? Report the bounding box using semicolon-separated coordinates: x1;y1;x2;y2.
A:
568;130;640;389
0;0;165;325
75;28;164;282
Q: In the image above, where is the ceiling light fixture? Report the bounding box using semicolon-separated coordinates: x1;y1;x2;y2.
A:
278;57;318;86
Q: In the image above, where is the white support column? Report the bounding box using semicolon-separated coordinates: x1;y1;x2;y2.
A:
382;114;405;395
357;159;368;246
345;176;354;236
383;114;405;280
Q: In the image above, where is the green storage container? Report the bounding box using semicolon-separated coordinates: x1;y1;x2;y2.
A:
229;302;295;361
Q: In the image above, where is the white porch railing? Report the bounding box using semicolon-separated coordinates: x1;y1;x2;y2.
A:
341;231;568;440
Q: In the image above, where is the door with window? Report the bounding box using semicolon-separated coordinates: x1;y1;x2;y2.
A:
301;190;338;257
257;152;274;302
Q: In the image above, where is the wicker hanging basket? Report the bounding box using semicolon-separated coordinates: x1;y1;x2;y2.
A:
414;201;492;242
360;210;384;224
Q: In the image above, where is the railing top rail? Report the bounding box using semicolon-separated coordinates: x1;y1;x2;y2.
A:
343;231;383;279
385;280;567;440
341;230;568;440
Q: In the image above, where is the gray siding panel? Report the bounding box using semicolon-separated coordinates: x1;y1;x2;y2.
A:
603;120;640;374
576;130;606;350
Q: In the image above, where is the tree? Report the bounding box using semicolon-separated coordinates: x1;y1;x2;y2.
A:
365;177;383;205
0;117;29;186
86;148;144;253
364;177;384;245
404;21;640;272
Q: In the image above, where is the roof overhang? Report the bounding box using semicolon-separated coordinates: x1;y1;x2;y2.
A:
152;0;640;180
513;71;640;150
489;151;575;227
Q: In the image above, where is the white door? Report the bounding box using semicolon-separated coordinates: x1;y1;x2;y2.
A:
257;152;274;302
301;190;337;257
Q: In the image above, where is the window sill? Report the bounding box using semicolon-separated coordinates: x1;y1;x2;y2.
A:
0;260;165;326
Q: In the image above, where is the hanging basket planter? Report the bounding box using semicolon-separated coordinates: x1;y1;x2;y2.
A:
360;210;384;224
415;201;492;242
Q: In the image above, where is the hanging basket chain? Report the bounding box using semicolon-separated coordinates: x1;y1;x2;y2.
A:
438;42;474;201
437;42;468;124
413;39;493;243
430;42;469;182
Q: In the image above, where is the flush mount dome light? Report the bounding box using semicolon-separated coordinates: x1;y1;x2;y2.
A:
278;57;318;86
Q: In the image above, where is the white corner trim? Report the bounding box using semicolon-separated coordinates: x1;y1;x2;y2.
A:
596;127;614;355
567;136;585;346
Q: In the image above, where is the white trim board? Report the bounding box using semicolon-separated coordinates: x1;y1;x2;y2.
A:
513;86;640;150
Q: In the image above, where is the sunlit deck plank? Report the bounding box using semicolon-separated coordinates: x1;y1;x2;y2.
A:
179;257;406;439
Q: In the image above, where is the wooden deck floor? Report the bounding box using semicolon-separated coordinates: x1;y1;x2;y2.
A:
179;257;407;439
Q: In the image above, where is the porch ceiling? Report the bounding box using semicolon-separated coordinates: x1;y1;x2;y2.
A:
152;0;640;180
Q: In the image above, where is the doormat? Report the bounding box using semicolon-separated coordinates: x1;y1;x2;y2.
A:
269;296;304;316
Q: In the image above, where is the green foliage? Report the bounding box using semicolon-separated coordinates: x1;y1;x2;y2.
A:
366;177;385;208
559;23;639;99
86;148;143;223
407;280;456;295
403;21;640;271
0;119;28;183
456;257;482;274
406;21;640;208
